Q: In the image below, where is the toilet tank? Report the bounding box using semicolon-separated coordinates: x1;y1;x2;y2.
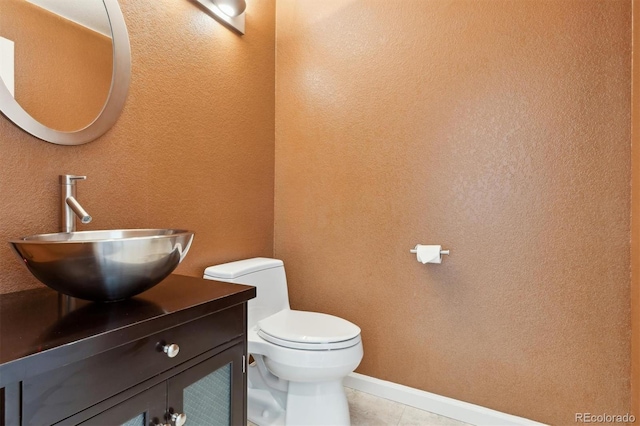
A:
203;258;290;329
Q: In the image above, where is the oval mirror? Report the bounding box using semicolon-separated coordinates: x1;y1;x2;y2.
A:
0;0;131;145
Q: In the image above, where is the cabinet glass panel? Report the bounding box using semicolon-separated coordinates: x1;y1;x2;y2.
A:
183;363;231;425
121;414;145;426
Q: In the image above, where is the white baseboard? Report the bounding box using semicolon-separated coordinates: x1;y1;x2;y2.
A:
343;373;547;426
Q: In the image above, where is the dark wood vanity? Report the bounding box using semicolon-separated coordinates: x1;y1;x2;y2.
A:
0;275;255;426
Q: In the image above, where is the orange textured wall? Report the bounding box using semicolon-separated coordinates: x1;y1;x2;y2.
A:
0;0;275;294
0;0;113;132
275;0;632;423
632;0;640;417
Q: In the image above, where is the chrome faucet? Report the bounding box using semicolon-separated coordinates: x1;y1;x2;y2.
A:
60;175;92;232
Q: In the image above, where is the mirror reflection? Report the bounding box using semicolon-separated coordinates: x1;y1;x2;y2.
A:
0;0;113;132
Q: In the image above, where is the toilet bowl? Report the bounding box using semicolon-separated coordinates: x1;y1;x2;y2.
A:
203;258;363;426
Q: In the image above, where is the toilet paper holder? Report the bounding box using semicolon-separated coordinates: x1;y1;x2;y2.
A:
409;248;450;255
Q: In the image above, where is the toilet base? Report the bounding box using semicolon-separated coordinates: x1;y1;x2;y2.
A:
285;380;350;426
249;379;350;426
248;360;287;426
248;387;286;426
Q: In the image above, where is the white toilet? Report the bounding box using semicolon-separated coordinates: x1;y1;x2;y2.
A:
203;258;363;426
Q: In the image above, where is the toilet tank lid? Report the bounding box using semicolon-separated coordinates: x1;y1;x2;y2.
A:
204;257;284;279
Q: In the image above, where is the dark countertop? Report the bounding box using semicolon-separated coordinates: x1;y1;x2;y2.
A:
0;274;255;387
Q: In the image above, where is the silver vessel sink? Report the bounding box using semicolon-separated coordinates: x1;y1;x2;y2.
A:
10;229;194;302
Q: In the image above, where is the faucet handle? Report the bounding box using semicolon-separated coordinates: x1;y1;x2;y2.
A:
59;175;87;184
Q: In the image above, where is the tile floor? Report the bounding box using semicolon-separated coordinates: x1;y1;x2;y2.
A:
247;387;472;426
346;388;471;426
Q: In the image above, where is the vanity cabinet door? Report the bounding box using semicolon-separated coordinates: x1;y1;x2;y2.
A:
166;342;245;426
73;383;166;426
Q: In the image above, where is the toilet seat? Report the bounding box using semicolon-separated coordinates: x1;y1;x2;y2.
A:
256;310;361;351
257;330;362;350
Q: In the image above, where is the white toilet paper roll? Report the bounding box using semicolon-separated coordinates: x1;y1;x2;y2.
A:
415;245;442;264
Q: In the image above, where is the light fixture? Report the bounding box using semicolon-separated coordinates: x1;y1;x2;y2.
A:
194;0;246;34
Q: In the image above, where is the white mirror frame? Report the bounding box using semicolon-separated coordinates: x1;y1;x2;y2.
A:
0;0;131;145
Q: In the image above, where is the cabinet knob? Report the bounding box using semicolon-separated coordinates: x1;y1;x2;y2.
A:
161;343;180;358
170;412;187;426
